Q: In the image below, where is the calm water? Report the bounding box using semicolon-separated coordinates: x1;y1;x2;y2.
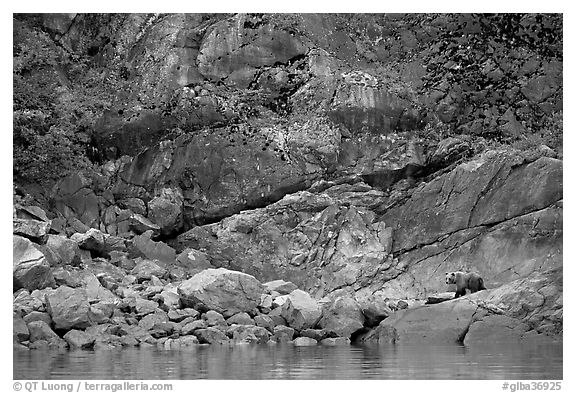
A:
14;343;562;380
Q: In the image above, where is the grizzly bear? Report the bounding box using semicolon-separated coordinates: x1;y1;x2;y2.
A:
445;271;486;298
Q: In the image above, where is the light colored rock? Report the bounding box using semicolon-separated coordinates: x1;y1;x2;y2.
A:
131;259;168;282
226;312;255;326
45;234;81;266
178;268;265;317
45;286;91;330
13;219;51;242
64;329;96;349
264;280;298;295
129;231;176;265
281;289;322;331
321;337;350;345
13;235;54;291
27;320;60;343
292;336;317;346
318;296;365;338
194;327;229;344
202;310;227;327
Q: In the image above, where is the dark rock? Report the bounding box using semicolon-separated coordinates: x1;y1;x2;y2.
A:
194;327;229;344
268;308;287;327
178;268;265;317
14;314;30;343
273;325;295;343
425;292;455;305
300;329;333;341
147;188;184;236
254;315;275;331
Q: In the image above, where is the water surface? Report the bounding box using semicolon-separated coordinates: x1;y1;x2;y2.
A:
14;343;562;380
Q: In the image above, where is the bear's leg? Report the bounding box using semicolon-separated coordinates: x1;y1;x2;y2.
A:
454;288;465;298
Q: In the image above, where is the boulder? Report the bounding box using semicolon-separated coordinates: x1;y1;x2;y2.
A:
226;312;255;326
175;248;213;277
63;329;96;349
254;315;275;331
23;311;52;326
13;235;54;291
259;294;273;309
13;218;51;243
181;320;208;335
45;234;81;266
273;325;295;343
228;325;270;344
15;205;50;222
45;286;91;330
320;337;350;345
27;320;60;343
135;298;160;316
131;259;168;282
202;310;227;327
264;280;298;295
147;189;184;236
318;296;365;338
129;231;176;265
13;289;45;315
194;327;229;344
124;212;160;236
13;314;30;343
70;228;108;255
359;269;562;344
359;295;393;327
280;289;322;331
168;308;199;323
178;268;265;317
139;311;169;330
292;337;317;346
300;329;332;341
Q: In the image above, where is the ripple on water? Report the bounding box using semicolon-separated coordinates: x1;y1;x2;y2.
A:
13;343;562;380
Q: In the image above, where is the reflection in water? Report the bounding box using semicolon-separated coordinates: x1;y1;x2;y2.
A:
14;343;562;380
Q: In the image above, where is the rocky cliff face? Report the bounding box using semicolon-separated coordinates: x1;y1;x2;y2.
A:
13;13;562;347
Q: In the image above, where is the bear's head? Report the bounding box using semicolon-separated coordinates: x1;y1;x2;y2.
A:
445;272;457;284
